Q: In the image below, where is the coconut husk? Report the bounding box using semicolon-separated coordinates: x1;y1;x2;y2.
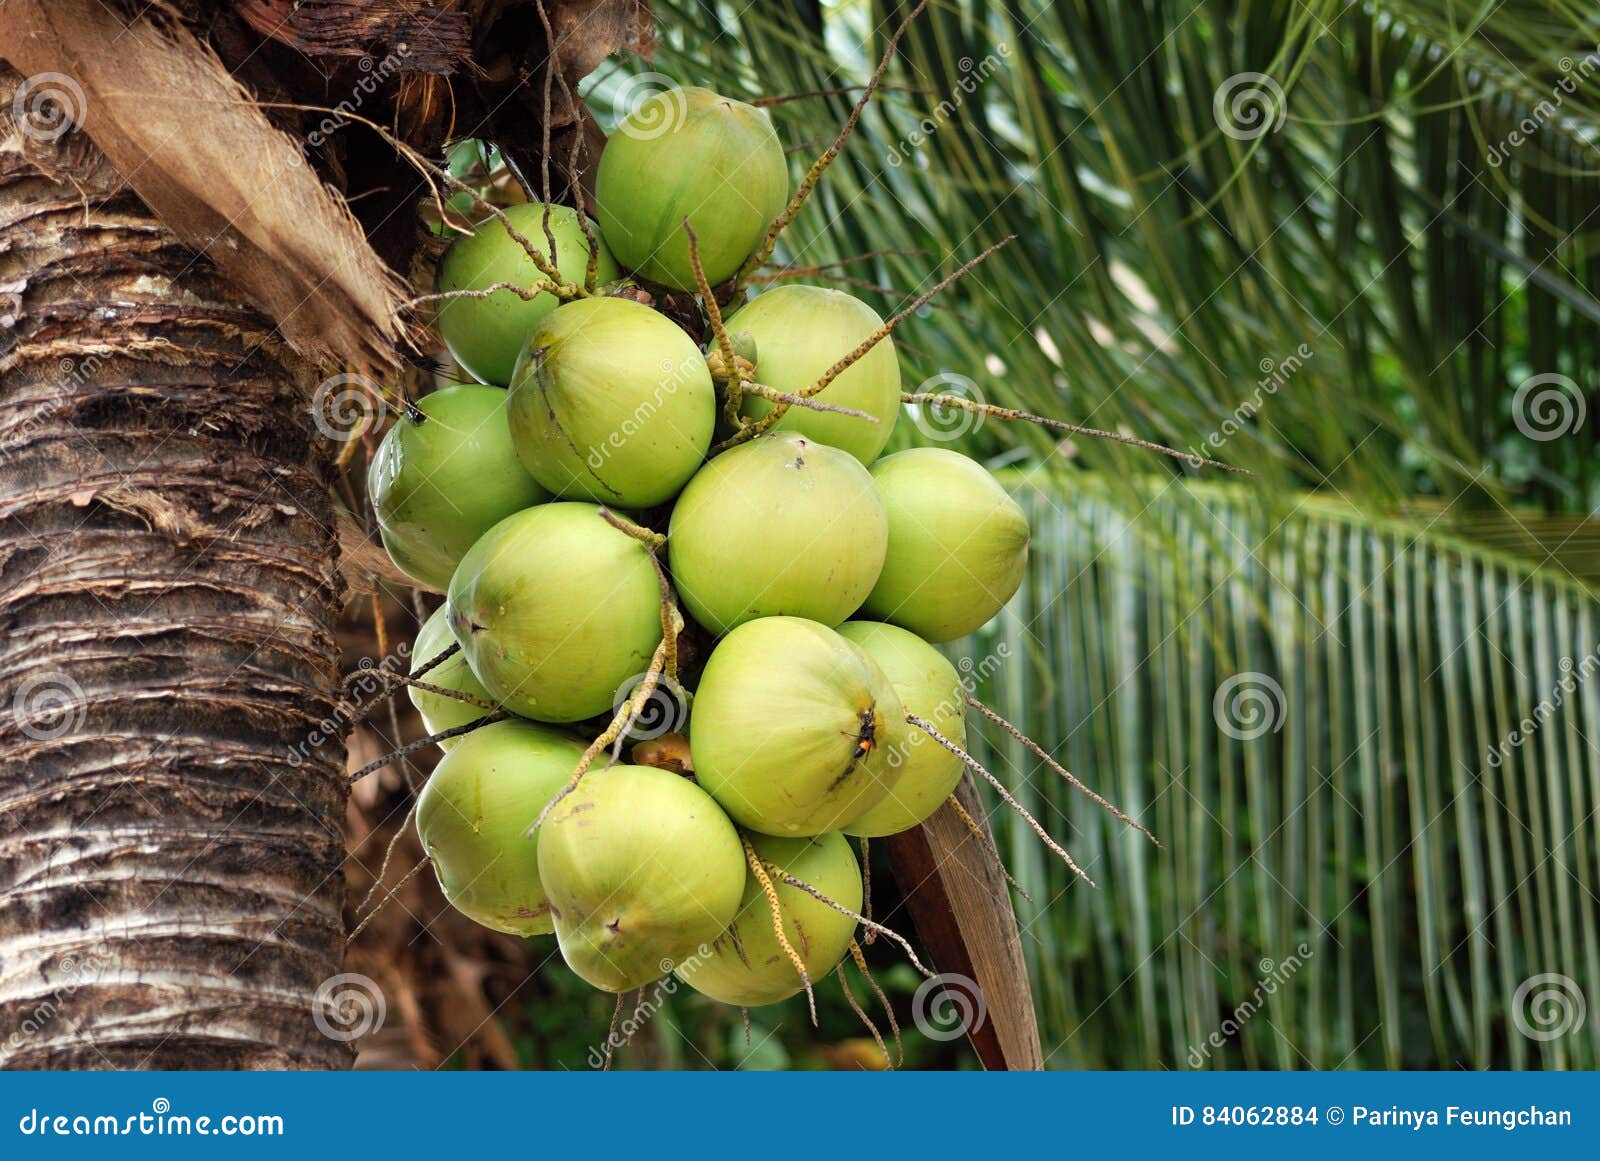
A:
0;0;405;375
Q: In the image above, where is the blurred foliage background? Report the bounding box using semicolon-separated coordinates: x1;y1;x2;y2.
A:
348;0;1600;1070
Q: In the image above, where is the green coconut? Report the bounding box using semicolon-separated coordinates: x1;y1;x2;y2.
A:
595;87;788;290
668;432;887;635
862;448;1030;643
435;201;618;386
676;831;861;1006
368;385;549;591
537;764;746;992
415;719;587;936
407;605;497;747
690;616;908;836
507;297;714;507
447;502;661;723
728;285;901;464
837;621;967;837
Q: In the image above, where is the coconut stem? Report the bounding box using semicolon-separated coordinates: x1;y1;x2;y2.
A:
835;962;890;1069
905;714;1096;888
684;220;740;365
347;712;509;784
348;796;421;946
743;836;817;1026
764;862;934;979
526;638;671;835
732;0;932;297
251;100;586;306
901;394;1246;474
740;382;882;422
718;237;1014;451
348;853;427;946
849;939;904;1067
685;220;750;429
597;507;667;551
859;836;875;945
404;280;571;310
409;641;460;682
386;673;501;711
945;791;1035;904
529;0;605;293
604;992;624;1070
646;554;684;683
965;694;1160;845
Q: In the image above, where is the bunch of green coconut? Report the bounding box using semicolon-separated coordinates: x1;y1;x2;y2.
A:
364;74;1142;1031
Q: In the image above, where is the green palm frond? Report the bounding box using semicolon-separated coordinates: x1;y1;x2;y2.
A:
962;476;1600;1069
629;0;1598;531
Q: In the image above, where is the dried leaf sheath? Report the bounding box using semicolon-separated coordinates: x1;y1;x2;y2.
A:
0;72;350;1069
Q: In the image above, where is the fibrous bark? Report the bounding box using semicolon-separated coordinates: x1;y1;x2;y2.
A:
0;67;350;1069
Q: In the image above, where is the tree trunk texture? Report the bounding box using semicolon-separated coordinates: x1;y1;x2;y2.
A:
0;66;350;1069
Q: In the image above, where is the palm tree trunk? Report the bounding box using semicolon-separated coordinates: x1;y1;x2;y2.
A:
0;65;350;1069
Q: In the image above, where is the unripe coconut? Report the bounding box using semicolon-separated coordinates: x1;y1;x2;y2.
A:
595;87;788;290
507;297;714;507
447;502;661;723
537;764;746;992
415;719;587;936
676;831;861;1006
862;448;1030;643
435;202;618;386
728;285;901;464
837;621;967;837
368;385;549;591
668;432;887;635
690;616;908;836
407;605;497;747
